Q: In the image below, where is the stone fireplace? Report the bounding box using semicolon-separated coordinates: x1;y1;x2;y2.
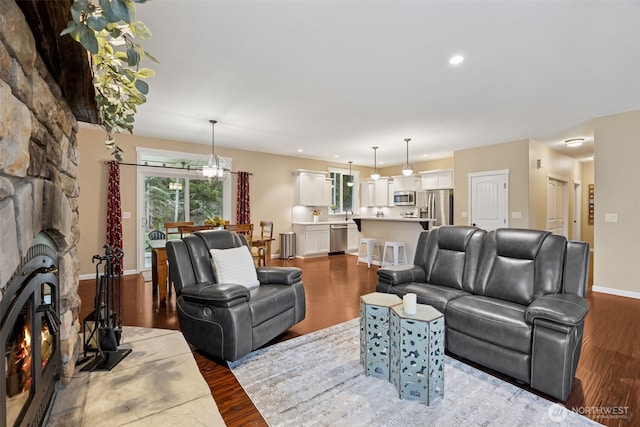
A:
1;0;83;424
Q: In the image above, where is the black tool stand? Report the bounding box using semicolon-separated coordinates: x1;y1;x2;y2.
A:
81;245;131;371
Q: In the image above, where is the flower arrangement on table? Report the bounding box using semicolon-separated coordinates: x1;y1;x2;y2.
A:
204;215;227;228
312;210;322;216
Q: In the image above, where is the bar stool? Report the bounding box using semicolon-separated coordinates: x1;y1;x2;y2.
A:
357;238;380;268
382;241;408;268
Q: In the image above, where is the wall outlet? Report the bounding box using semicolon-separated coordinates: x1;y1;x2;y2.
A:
122;211;132;219
461;211;468;218
511;211;522;219
604;213;618;223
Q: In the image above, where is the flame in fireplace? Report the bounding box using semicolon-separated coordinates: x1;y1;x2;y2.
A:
15;325;33;393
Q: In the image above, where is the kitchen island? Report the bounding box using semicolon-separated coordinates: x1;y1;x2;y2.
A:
352;216;436;266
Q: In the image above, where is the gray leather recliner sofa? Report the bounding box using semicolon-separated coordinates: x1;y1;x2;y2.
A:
376;226;589;401
167;230;306;361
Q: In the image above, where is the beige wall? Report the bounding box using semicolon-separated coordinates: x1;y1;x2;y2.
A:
77;126;368;275
593;110;640;295
453;139;530;227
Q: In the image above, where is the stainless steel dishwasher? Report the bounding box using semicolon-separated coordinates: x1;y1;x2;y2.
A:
329;224;348;254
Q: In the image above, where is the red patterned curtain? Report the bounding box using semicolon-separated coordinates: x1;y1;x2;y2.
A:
236;171;250;224
106;161;123;275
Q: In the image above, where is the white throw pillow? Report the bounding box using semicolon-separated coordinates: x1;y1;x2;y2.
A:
209;246;260;290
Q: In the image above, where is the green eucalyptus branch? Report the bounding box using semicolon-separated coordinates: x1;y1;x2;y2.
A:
61;0;158;161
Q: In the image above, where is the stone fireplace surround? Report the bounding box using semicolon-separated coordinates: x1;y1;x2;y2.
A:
1;0;82;385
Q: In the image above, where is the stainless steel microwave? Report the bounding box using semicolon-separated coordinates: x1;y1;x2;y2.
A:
393;191;416;206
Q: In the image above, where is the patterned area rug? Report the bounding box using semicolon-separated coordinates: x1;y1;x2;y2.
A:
229;319;601;427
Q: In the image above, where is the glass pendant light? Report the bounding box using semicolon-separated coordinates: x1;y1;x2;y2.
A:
347;161;354;187
402;138;413;176
371;146;380;180
202;119;227;181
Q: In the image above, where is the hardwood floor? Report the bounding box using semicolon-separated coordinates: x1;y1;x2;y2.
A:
78;254;639;426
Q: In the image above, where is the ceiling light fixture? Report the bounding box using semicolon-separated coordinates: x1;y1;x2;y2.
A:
347;161;354;187
202;119;228;181
402;138;413;176
371;147;380;180
565;138;584;147
449;55;464;65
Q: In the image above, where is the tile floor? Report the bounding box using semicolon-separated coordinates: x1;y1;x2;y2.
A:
47;327;225;426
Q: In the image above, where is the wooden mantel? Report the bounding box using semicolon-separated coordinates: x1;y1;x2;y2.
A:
16;0;99;124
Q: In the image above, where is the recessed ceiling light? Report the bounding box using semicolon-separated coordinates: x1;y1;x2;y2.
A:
449;55;464;65
297;149;303;152
565;138;584;147
334;154;340;158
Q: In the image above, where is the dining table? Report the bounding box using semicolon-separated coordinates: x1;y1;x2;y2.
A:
148;239;169;305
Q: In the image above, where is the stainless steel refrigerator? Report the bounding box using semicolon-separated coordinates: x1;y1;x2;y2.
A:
419;189;454;226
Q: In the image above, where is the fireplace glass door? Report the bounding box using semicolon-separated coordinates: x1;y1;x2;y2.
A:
4;300;33;427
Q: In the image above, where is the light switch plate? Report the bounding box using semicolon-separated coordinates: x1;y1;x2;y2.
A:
122;211;132;219
511;212;522;219
604;213;618;223
461;211;468;218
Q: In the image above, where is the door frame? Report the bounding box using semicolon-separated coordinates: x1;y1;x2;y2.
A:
467;169;510;230
547;173;570;237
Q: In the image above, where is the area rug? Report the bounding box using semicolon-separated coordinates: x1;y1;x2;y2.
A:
229;319;600;427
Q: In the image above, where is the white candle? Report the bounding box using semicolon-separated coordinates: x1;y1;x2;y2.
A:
403;293;417;315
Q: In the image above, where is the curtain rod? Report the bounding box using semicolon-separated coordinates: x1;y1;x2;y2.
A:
104;161;252;175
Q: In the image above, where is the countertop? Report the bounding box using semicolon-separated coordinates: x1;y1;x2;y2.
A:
292;220;356;225
292;217;436;225
353;216;436;222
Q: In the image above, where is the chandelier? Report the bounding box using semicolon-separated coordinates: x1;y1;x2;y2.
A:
202;119;229;181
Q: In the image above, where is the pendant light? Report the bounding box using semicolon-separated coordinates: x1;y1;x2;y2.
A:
347;161;354;187
401;138;413;176
202;119;227;181
370;146;380;180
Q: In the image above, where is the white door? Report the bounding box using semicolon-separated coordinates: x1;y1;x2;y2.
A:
547;177;566;236
469;170;509;231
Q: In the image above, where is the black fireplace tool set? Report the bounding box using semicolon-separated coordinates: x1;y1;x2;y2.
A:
79;244;131;371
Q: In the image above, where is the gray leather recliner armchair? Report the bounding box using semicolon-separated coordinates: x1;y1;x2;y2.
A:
167;230;306;361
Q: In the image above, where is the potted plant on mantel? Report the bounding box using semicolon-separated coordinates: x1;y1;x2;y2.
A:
61;0;157;161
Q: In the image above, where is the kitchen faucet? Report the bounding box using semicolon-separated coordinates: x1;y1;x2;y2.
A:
344;206;353;221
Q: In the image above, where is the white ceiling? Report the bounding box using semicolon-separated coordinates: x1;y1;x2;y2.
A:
132;1;640;167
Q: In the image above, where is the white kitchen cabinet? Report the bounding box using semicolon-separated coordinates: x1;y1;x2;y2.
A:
293;224;330;256
347;223;359;253
392;175;419;192
293;170;330;206
361;178;389;207
420;169;453;190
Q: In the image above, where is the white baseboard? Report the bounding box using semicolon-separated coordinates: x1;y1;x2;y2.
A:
592;286;640;299
78;269;139;281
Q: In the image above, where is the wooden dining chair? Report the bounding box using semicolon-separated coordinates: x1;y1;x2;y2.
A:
253;221;274;266
225;224;266;266
164;221;194;240
178;224;214;238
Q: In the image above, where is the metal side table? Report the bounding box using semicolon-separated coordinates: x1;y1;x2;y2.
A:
390;303;445;405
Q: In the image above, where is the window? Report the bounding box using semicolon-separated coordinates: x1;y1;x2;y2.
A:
329;167;359;214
